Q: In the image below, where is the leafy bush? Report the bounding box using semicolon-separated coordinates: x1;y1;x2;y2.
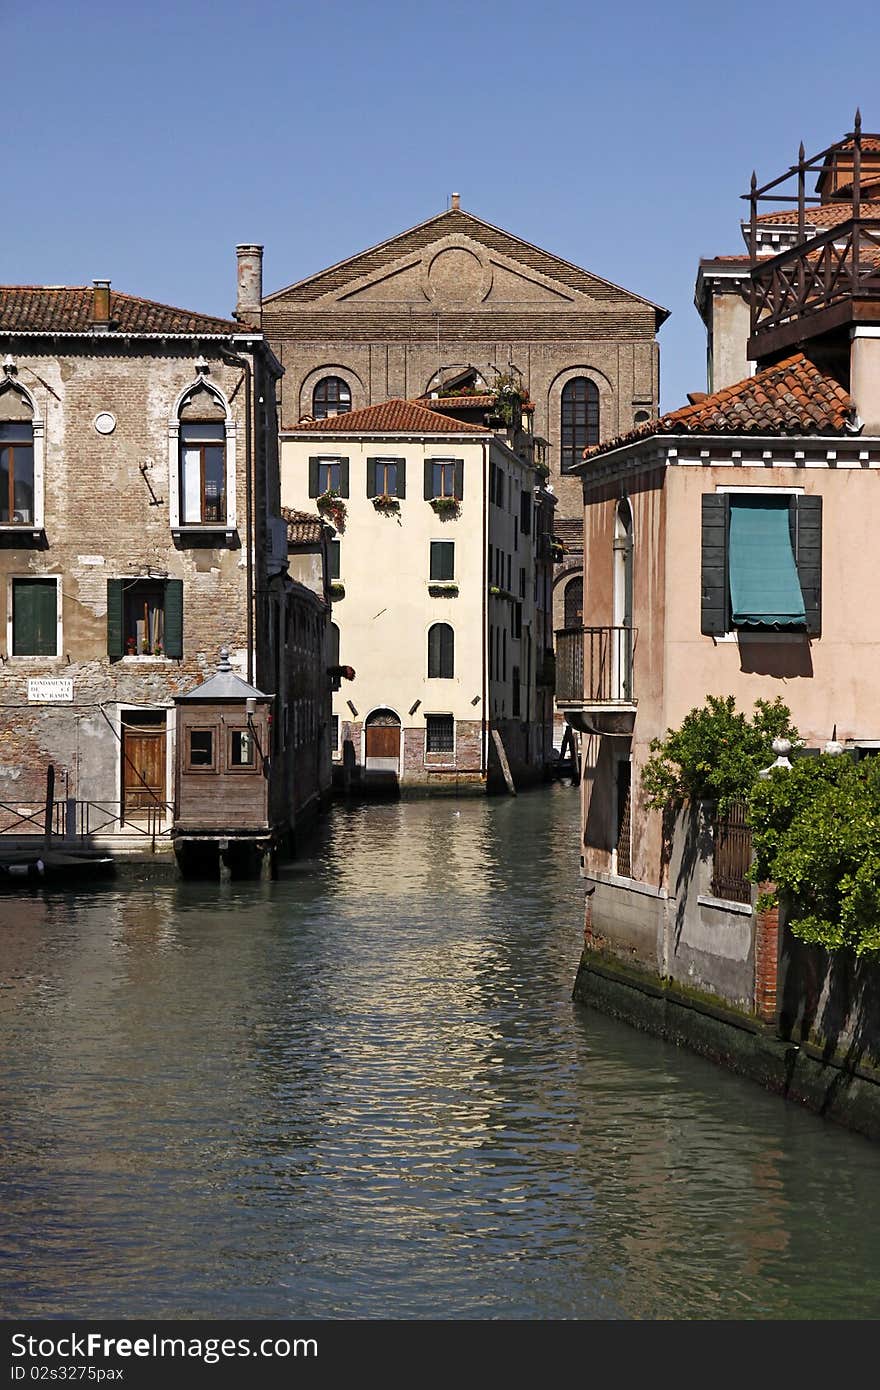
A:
641;694;798;815
748;754;880;958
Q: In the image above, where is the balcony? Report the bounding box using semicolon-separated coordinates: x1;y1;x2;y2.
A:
554;625;637;736
749;215;880;357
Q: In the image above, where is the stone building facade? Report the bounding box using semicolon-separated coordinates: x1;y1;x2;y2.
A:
0;262;329;849
259;202;667;687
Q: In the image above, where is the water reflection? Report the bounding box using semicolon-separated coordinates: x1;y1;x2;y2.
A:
1;787;879;1319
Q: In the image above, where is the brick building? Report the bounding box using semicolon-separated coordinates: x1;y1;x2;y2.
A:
0;255;330;852
259;200;667;700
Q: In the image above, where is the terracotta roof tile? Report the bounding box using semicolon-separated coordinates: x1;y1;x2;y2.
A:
0;286;252;335
755;199;880;229
582;354;855;461
417;393;497;410
292;398;488;434
281;507;328;545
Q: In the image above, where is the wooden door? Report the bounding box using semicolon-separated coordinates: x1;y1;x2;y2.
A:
365;724;400;760
122;716;166;815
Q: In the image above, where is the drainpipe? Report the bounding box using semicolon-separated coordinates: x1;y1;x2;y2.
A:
219;344;254;684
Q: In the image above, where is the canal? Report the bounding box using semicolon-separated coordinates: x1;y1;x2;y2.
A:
1;784;879;1320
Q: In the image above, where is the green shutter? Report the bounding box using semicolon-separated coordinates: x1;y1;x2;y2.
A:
396;458;406;499
454;459;464;500
424;459;433;499
339;457;350;498
795;494;822;636
107;578;124;659
164;579;183;658
366;458;376;498
308;457;320;497
701;494;728;635
12;579;57;657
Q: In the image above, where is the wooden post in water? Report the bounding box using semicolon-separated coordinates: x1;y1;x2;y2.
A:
491;728;517;796
43;764;55;849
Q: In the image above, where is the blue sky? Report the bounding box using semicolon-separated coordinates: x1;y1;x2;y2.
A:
4;0;873;410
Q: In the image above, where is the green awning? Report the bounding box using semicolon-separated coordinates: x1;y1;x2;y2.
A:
728;497;806;629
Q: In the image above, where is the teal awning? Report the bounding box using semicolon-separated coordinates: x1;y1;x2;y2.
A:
728;498;806;629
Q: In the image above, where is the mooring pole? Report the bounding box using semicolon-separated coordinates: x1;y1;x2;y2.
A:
43;763;55;848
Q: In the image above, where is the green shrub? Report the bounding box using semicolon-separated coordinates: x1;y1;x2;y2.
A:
748;754;880;958
641;695;798;815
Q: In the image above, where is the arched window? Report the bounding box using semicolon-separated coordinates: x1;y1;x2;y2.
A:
178;383;227;524
0;384;35;525
427;623;454;678
561;378;599;471
564;576;583;629
312;377;352;420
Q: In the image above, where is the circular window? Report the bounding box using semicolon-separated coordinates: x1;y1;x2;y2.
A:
94;412;116;435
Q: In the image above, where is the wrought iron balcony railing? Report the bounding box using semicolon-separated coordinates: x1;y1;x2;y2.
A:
554;625;636;705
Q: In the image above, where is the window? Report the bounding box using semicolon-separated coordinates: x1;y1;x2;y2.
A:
11;577;58;656
512;603;522;639
561;378;600;471
312;377;352;419
520;489;532;536
367;457;405;499
331;714;339;751
502;629;507;681
427;622;454;678
187;729;215;770
564;577;583;629
171;379;235;535
329;540;341;580
1;422;35;525
701;492;820;635
489;623;494;679
519;566;526;599
512;666;521;717
229;728;256;768
430;541;455;581
309;457;349;497
424;459;463;500
179;421;226;524
107;578;183;659
426;714;454;753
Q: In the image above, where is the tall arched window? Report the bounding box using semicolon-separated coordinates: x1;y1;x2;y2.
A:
0;384;35;525
427;623;454;678
561;378;600;471
312;377;352;420
563;576;583;629
178;383;227;524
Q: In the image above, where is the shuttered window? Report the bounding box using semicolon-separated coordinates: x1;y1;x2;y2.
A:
367;457;406;498
12;578;57;656
107;578;183;659
427;623;454;678
701;493;821;636
309;457;350;498
430;541;455;581
424;459;464;500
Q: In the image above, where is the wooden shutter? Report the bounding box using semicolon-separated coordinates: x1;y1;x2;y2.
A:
701;494;728;635
107;578;124;659
396;458;406;499
163;579;184;658
366;458;376;498
795;494;822;636
308;458;320;497
12;580;56;657
454;459;464;500
424;460;434;499
339;458;350;498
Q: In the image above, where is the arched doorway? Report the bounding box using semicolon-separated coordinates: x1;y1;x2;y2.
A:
364;708;401;771
612;499;633;700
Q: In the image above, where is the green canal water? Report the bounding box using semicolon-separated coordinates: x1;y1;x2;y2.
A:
1;785;878;1319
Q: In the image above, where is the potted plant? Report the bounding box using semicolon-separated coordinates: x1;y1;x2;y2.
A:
316;489;347;532
431;496;460;518
372;493;400;516
125;636;137;656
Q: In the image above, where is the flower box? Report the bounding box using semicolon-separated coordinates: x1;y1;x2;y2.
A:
430;496;460;518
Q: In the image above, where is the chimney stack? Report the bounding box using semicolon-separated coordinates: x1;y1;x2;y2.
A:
235;244;263;328
92;279;111;330
451;192;460;211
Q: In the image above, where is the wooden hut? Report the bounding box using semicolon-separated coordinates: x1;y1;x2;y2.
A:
173;649;275;877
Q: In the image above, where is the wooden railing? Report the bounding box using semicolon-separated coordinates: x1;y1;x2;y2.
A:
711;800;752;905
554;626;636;704
751;216;880;336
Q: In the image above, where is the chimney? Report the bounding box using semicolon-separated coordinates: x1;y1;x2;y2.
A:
92;279;111;330
235;244;263;328
451;192;460;211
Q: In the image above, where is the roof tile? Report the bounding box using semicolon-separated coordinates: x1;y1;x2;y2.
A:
0;286;252;335
292;398;489;434
583;353;855;461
